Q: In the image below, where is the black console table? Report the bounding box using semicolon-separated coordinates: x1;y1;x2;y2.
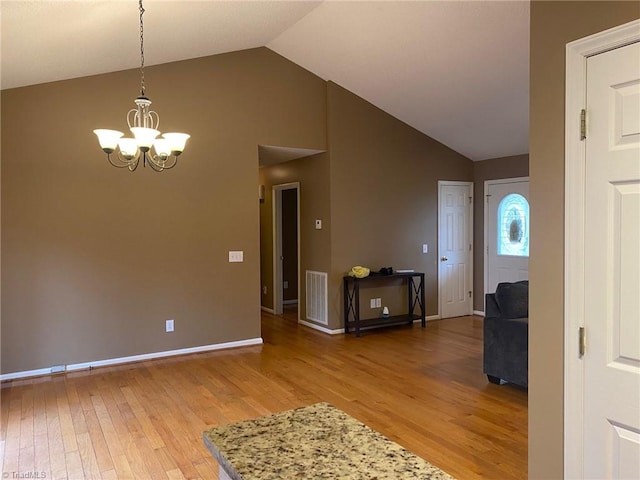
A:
343;272;425;337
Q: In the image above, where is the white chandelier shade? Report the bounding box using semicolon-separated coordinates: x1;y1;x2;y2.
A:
93;0;190;172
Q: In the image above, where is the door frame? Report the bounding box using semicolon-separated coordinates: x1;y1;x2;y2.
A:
272;182;300;316
564;19;640;479
437;180;474;319
483;176;530;299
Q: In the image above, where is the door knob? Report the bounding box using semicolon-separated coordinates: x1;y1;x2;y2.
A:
440;256;448;262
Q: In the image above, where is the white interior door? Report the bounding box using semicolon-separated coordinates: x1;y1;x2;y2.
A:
438;181;473;318
583;40;640;479
485;178;530;294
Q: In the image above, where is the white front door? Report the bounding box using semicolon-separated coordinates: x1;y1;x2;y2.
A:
485;178;530;294
438;181;473;318
583;40;640;478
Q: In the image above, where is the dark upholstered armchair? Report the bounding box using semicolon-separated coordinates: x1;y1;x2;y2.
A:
483;281;528;388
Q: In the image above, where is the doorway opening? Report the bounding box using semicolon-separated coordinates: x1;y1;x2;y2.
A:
273;183;300;318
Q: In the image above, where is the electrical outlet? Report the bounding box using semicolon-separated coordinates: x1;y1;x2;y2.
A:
422;244;429;253
166;319;174;332
229;251;243;262
375;298;382;308
370;298;376;308
283;280;289;289
262;285;267;295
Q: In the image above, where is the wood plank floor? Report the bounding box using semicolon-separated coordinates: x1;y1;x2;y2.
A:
1;311;527;479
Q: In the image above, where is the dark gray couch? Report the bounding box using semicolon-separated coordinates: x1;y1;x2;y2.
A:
483;280;528;388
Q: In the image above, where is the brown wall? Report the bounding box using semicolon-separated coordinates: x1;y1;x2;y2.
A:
1;48;327;374
472;154;529;311
327;83;473;328
529;2;639;479
259;153;331;317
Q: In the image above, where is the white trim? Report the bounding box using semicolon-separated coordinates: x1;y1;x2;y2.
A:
300;315;441;335
0;337;264;382
437;180;474;319
283;299;298;305
261;305;275;314
272;182;300;316
484;176;529;186
564;19;640;480
298;319;344;335
0;367;54;382
474;310;485;317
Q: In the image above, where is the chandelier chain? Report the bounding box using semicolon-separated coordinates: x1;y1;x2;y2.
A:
139;0;145;96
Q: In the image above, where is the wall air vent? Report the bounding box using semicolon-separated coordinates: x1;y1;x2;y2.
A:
306;270;328;325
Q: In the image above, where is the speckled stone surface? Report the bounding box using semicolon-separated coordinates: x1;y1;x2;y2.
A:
202;402;456;480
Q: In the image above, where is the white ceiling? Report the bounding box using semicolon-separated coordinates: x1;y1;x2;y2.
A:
1;0;530;161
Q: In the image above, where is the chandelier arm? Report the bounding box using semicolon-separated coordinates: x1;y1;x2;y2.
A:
150;111;159;130
158;156;178;170
145;155;166;172
146;153;178;172
107;153;135;169
127;108;138;129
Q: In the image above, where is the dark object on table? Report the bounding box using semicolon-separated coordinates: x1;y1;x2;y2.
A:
379;267;394;275
483;280;528;388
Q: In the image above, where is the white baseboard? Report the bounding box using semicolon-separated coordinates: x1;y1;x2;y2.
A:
411;315;441;324
300;316;439;334
474;310;485;317
0;337;264;382
261;306;275;314
1;367;54;382
298;319;344;335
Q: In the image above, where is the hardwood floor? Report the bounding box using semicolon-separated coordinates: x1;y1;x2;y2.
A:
1;311;527;479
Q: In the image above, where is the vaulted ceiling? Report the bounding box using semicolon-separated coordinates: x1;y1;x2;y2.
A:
1;0;530;161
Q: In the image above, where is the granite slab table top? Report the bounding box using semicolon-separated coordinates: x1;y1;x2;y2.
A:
202;402;455;480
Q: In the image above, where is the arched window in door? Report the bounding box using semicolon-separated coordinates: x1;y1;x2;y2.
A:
497;193;529;256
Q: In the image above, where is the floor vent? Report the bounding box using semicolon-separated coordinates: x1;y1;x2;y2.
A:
306;270;328;325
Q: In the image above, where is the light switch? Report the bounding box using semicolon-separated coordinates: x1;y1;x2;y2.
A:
229;251;244;262
422;244;429;254
315;219;322;230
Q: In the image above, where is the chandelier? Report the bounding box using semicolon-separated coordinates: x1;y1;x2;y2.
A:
93;0;190;172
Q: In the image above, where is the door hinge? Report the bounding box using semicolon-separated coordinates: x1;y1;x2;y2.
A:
469;196;472;204
468;291;472;298
579;326;586;357
580;109;587;140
